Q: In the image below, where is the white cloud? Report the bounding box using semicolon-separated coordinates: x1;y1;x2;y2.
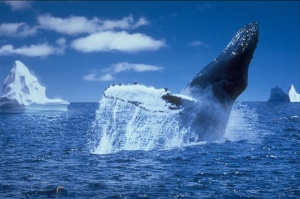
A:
105;62;162;73
100;15;149;30
189;40;209;47
4;1;32;11
37;14;150;35
84;62;163;82
83;72;114;82
0;22;37;37
0;43;64;57
56;37;66;46
37;14;100;35
71;31;165;53
131;17;149;29
0;13;160;56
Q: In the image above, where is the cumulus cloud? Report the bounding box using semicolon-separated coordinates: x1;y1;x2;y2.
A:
189;40;209;47
0;13;161;56
56;37;66;46
71;31;165;53
132;17;149;29
99;15;149;30
4;1;32;11
37;14;99;35
83;62;163;82
0;43;64;57
0;22;37;37
83;72;114;82
104;62;162;73
37;14;149;35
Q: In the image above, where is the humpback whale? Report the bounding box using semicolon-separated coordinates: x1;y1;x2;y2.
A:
94;22;259;153
179;22;259;141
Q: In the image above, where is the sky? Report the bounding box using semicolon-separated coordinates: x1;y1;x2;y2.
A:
0;1;299;102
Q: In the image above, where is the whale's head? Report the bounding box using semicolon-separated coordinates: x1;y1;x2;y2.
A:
183;22;259;104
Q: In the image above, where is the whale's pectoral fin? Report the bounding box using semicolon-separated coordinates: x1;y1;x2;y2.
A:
162;93;196;110
162;94;182;107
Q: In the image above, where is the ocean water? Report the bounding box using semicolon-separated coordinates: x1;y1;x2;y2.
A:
0;102;299;198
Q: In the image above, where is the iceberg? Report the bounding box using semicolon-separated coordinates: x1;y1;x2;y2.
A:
268;86;290;102
288;85;300;102
268;85;300;102
0;60;69;112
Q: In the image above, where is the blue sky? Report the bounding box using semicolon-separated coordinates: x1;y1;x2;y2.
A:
0;1;299;102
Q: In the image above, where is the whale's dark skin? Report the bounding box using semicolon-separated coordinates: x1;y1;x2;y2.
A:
177;22;259;141
183;22;258;102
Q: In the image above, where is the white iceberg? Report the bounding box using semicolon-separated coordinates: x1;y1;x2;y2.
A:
288;85;300;102
268;85;300;102
0;60;69;112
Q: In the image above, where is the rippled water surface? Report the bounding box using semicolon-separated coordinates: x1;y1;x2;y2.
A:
0;102;299;198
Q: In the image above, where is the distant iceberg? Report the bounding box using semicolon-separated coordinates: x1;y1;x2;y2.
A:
0;60;69;112
268;85;300;102
288;85;300;102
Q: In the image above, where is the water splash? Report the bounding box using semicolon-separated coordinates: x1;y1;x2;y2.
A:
89;95;261;154
224;102;260;143
90;97;198;154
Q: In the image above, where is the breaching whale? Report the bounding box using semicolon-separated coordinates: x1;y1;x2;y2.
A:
93;22;259;153
179;22;259;141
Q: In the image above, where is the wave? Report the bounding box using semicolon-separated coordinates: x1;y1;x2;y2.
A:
24;186;68;197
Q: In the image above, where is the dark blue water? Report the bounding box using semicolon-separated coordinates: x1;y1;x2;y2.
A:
0;102;299;198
